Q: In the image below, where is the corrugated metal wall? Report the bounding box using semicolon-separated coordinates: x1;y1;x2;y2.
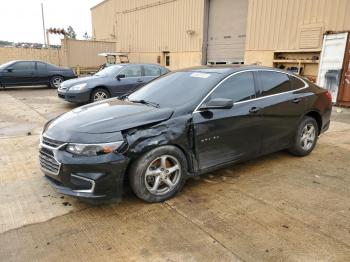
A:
0;47;61;66
115;0;204;52
91;0;117;41
246;0;350;51
61;39;116;67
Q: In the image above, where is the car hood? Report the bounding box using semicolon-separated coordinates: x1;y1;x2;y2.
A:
45;99;174;139
61;75;103;88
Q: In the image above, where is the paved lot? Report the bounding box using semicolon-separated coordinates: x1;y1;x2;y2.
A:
0;87;350;261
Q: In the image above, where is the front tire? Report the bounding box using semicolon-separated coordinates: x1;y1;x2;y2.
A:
288;116;318;156
129;146;188;202
50;76;64;88
90;88;110;102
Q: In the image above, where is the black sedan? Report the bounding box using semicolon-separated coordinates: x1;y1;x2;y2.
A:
57;63;169;103
39;66;332;202
0;60;76;88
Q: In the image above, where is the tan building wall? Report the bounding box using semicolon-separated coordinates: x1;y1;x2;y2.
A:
60;38;116;68
91;0;117;41
245;0;350;66
91;0;205;70
0;47;61;66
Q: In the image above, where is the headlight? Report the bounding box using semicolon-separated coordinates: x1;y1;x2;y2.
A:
66;141;124;156
69;83;87;91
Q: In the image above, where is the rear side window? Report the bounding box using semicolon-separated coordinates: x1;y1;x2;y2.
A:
37;62;47;71
208;72;256;103
257;71;291;96
289;75;305;90
144;65;161;76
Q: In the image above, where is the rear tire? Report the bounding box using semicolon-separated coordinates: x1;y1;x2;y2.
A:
50;76;64;89
129;146;187;202
288;116;318;156
90;88;110;102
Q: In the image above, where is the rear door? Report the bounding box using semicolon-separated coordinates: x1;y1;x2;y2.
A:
112;65;143;96
254;70;307;154
35;62;49;84
193;71;262;169
1;61;36;86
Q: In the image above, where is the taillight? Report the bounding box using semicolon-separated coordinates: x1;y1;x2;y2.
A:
325;91;332;103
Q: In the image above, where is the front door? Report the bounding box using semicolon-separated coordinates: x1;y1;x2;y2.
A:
193;71;262;170
113;65;143;96
2;61;36;86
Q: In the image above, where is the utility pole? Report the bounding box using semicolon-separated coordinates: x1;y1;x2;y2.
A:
41;3;47;47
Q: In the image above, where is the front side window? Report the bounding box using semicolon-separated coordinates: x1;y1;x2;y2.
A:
144;65;161;77
257;71;291;96
207;72;256;103
94;65;123;78
122;66;142;78
12;61;36;70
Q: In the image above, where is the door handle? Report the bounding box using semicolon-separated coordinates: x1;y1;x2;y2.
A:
137;80;143;83
249;107;261;113
291;98;301;104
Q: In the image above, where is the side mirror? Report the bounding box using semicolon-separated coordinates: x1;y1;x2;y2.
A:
6;68;13;72
117;74;126;80
199;98;233;110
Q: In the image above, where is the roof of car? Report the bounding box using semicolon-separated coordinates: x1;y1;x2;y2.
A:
177;65;285;75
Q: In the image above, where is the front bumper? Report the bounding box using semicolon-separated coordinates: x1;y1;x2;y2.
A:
57;89;91;104
39;141;130;199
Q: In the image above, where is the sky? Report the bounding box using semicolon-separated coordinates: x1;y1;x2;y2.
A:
0;0;103;45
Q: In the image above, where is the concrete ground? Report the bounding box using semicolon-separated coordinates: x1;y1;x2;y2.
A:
0;87;350;261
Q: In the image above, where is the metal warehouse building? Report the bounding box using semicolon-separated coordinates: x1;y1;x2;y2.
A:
91;0;249;69
91;0;350;99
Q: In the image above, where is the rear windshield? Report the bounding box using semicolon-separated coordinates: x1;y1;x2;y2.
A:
128;71;221;108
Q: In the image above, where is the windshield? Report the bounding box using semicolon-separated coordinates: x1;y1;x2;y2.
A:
0;61;14;70
95;65;123;78
128;71;220;108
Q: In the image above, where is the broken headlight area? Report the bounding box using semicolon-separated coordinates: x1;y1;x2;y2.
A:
65;141;124;156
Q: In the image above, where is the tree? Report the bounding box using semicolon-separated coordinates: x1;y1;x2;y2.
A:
83;32;91;40
66;26;77;39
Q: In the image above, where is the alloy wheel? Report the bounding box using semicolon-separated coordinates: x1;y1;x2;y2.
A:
93;91;108;101
144;155;181;195
52;77;63;88
300;123;316;151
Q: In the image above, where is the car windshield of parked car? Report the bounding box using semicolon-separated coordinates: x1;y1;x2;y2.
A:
0;61;14;70
95;65;123;78
127;71;220;108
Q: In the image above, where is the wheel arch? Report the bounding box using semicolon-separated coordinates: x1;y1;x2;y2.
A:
126;143;195;176
304;110;322;134
90;86;111;100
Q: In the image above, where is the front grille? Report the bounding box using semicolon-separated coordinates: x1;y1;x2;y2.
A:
42;136;64;148
39;148;60;175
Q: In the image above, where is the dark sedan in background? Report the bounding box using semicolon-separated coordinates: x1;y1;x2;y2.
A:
40;65;332;202
0;60;76;88
57;63;169;103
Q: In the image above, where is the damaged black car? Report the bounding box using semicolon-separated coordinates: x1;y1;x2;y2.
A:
39;66;332;202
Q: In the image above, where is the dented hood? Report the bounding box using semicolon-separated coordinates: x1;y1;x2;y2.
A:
47;99;174;134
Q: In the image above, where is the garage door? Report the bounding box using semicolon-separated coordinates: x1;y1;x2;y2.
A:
207;0;248;64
